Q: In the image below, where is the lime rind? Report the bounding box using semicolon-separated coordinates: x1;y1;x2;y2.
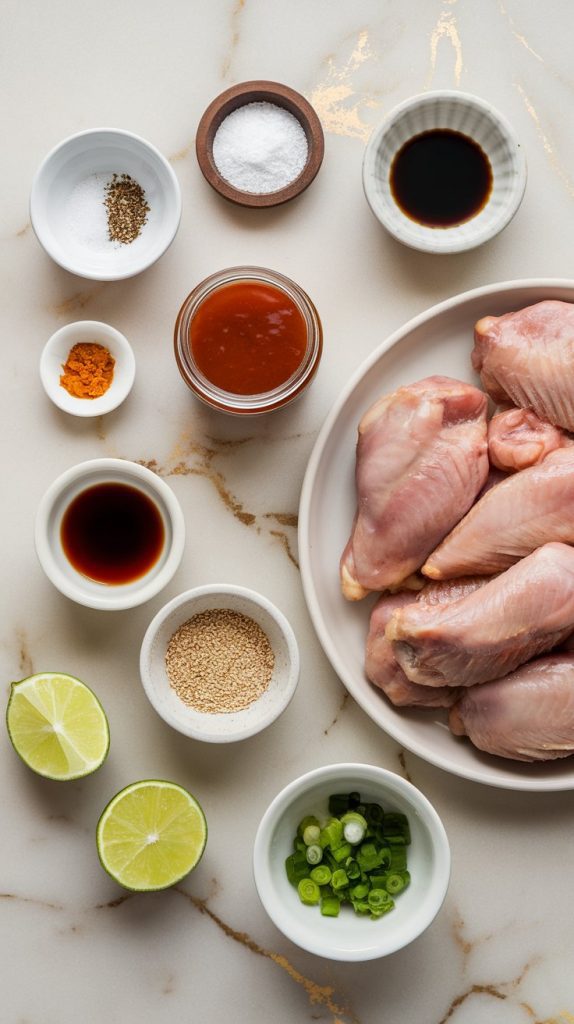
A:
96;779;207;892
6;672;110;781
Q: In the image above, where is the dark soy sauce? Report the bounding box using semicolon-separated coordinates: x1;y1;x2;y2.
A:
390;129;493;228
61;482;164;585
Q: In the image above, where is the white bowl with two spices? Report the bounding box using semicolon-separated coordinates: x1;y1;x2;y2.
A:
253;763;450;961
30;128;181;281
363;90;527;253
140;585;300;743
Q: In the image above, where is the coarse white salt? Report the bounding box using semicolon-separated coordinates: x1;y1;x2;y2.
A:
212;101;308;195
64;173;120;252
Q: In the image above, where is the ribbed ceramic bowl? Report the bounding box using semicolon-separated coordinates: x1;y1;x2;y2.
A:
253;763;450;961
363;91;527;254
139;585;300;742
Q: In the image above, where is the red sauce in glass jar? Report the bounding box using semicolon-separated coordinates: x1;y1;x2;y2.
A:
189;280;307;395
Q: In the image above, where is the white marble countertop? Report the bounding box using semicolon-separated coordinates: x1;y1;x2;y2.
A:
3;1;574;1021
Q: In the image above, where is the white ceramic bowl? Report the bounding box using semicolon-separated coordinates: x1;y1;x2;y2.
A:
140;585;300;742
40;320;135;417
253;763;450;961
363;91;527;254
35;458;185;610
30;128;182;281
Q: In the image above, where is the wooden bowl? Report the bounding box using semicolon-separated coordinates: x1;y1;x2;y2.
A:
195;81;325;208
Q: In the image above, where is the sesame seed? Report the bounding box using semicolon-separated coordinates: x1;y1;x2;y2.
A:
165;608;275;714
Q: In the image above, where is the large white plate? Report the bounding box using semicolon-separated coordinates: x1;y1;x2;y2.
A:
299;279;574;791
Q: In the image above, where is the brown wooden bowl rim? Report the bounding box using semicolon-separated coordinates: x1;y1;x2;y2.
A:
195;80;325;208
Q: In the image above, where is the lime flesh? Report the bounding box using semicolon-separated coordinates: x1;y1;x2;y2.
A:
6;672;110;781
96;780;207;891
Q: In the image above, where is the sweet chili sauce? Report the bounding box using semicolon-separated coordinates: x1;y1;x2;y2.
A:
390;129;493;228
189;280;307;395
61;482;164;585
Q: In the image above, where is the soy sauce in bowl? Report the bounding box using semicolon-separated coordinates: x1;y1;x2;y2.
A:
61;482;164;585
390;129;493;228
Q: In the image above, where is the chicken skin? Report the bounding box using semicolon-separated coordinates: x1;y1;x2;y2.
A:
488;406;571;473
340;376;488;600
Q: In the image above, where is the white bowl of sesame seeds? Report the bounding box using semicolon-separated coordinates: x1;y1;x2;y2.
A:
30;128;182;281
139;584;300;742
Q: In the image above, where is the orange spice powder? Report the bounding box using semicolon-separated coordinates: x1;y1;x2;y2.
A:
60;342;115;399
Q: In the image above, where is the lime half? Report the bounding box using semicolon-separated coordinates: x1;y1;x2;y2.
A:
96;780;207;891
6;672;110;781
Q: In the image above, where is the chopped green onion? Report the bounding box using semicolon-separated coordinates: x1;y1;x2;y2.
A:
389;847;407;872
297;815;320;839
320;895;340;917
285;852;309;885
328;794;351;816
348;792;361;809
332;842;352;863
341;811;368;845
365;803;385;826
306;844;323;866
320;818;344;850
368;888;394;912
331;869;349;891
297;878;320;905
383;812;411;844
303;824;321;846
385;873;407;895
345;858;361;880
310;865;331;886
350;882;369;900
357;842;380;872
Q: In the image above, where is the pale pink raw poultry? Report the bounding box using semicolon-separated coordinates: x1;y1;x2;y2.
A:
422;447;574;579
449;655;574;762
472;299;574;431
387;543;574;688
366;578;485;708
488;406;570;473
339;376;488;600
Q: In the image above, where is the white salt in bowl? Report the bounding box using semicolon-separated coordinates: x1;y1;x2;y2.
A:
40;320;135;417
139;585;300;742
30;128;182;281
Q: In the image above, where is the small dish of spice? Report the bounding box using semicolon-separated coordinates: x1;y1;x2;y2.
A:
139;584;300;742
40;320;135;417
30;128;181;280
196;81;324;208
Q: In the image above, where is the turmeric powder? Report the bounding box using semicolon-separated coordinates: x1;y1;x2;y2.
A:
60;342;115;399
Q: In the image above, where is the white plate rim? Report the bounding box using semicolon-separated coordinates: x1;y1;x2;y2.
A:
299;277;574;792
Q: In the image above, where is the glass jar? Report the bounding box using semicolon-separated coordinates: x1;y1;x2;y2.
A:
174;266;323;415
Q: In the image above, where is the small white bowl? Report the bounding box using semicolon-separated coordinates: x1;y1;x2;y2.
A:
40;320;135;417
35;458;185;611
140;585;300;742
30;128;182;281
253;763;450;961
363;91;527;254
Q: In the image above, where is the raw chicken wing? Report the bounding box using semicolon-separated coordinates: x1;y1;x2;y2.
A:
488;406;570;473
422;448;574;579
387;543;574;688
449;655;574;762
473;300;574;431
340;376;488;599
366;578;485;707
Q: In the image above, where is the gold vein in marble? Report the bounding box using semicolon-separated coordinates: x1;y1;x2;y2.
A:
169;140;194;163
134;436;301;570
15;221;31;237
308;30;379;143
16;628;33;677
324;690;350;735
174;888;359;1024
515;82;574;200
221;0;246;80
50;288;97;317
397;749;413;784
498;0;544;62
0;892;63;911
426;0;463;88
438;958;540;1024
